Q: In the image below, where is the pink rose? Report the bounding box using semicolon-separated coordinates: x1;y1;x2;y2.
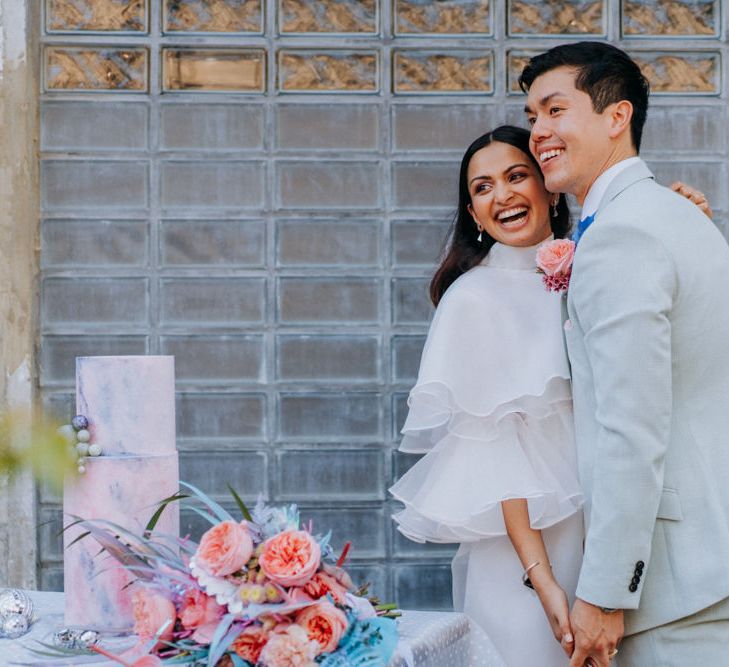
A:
296;600;349;655
259;530;321;587
195;520;254;577
302;572;348;604
258;625;318;667
536;239;575;276
179;587;225;644
231;625;270;664
131;588;176;649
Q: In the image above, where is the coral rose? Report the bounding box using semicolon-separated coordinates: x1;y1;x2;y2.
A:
231;625;270;664
536;239;575;276
195;520;254;577
258;625;318;667
302;572;348;604
296;600;349;655
259;530;321;587
131;588;176;648
179;587;225;644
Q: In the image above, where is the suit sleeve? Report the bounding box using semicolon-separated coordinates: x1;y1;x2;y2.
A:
570;221;676;610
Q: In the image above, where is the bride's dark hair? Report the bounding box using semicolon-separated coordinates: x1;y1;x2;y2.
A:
429;125;571;306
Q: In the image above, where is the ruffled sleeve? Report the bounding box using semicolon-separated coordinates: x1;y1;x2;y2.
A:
390;263;583;543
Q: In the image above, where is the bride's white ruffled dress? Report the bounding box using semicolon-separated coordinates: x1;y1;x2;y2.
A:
390;241;585;667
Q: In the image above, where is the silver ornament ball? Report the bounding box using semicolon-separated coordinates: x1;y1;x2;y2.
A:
0;588;33;620
78;629;100;647
71;415;89;431
1;612;29;639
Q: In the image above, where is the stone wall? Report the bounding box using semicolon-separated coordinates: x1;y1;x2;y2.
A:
34;0;728;607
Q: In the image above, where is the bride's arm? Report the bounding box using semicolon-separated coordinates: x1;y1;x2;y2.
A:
501;498;574;656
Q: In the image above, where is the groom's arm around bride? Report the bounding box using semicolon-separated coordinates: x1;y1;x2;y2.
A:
521;42;729;667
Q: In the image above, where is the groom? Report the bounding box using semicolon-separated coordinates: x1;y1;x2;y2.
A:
520;42;729;666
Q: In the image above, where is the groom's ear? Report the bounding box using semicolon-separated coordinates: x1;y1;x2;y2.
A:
606;100;634;141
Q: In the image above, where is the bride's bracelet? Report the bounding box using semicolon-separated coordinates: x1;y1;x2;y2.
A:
522;561;542;590
522;560;553;589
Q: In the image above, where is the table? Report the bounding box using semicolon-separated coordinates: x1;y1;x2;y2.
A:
3;592;506;666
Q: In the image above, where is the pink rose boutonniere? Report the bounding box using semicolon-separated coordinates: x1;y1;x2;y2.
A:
536;238;576;293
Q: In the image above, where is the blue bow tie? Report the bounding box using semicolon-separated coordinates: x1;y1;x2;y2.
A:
572;213;595;245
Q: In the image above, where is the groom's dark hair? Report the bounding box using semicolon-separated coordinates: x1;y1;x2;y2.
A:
518;42;650;152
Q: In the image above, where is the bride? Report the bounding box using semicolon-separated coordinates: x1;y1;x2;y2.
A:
389;125;711;666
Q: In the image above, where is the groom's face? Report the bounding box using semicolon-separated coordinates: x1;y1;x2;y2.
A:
525;66;614;203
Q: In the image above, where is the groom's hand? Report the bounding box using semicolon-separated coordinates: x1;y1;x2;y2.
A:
568;598;623;667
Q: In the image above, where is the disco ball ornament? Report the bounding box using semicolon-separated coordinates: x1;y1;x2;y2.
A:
0;588;33;621
78;629;100;647
71;415;89;431
1;612;28;638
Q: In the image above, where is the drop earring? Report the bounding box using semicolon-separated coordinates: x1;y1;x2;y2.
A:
477;225;483;243
552;198;559;218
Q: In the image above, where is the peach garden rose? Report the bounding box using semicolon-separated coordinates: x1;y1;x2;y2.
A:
195;519;254;577
231;625;270;664
259;530;321;587
179;587;224;644
296;600;349;655
131;588;176;648
302;571;349;604
258;625;318;667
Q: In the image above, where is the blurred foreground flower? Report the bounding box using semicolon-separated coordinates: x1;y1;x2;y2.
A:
0;409;78;491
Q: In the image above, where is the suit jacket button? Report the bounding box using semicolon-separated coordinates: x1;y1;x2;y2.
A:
631;576;641;586
634;568;642;576
629;583;638;592
636;561;645;570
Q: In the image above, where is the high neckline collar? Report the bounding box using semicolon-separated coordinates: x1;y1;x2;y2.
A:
481;237;552;270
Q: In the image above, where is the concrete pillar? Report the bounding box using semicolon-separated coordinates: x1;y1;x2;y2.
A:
0;0;40;588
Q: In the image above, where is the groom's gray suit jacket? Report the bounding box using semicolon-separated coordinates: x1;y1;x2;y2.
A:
565;159;729;636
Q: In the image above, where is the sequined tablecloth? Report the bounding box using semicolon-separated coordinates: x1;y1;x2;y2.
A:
3;592;506;666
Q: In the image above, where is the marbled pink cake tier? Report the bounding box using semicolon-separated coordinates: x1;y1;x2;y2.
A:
63;356;180;630
63;454;179;629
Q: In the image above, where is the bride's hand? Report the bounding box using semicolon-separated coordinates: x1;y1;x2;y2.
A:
671;181;713;219
534;578;574;657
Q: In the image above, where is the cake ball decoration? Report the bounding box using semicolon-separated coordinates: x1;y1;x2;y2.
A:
88;444;102;457
76;429;90;443
71;415;89;431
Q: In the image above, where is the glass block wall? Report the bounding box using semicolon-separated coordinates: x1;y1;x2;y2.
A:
38;0;729;607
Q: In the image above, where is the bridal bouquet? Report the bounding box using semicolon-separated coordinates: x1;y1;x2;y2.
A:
56;484;399;667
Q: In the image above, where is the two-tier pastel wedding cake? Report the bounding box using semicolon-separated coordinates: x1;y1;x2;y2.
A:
63;356;180;630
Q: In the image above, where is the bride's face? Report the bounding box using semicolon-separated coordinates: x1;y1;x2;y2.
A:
467;141;554;248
